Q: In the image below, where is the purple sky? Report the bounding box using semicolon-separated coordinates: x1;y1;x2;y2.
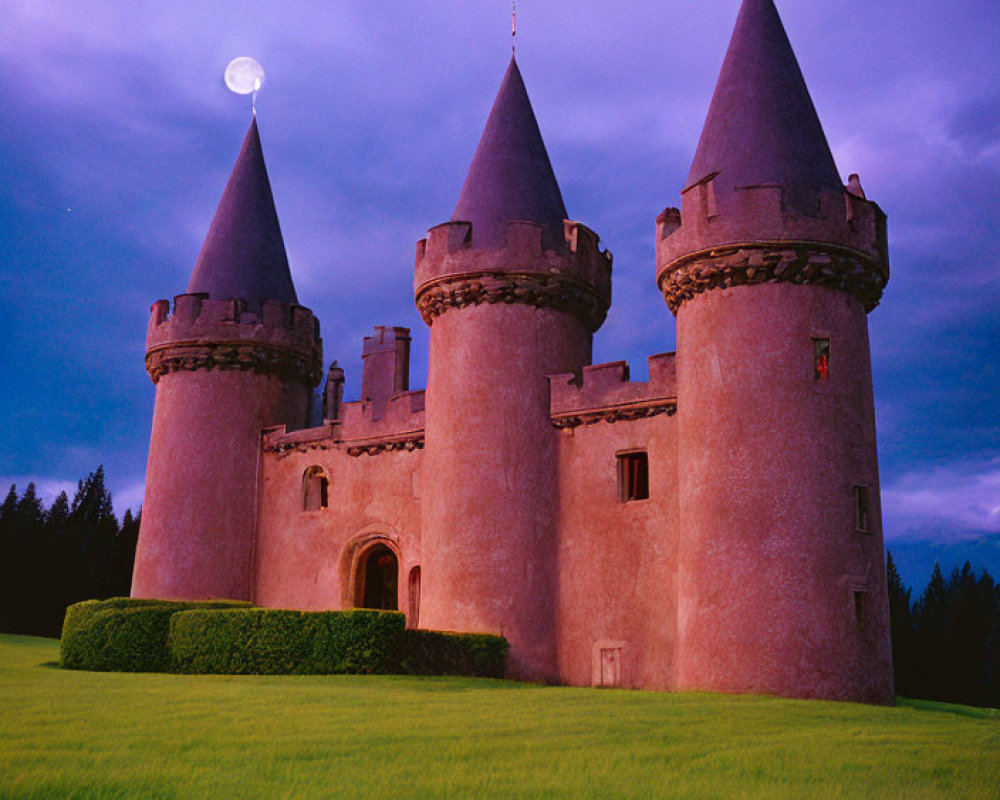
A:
1;0;997;588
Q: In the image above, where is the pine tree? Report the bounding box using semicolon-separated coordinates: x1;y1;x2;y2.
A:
913;562;948;699
10;484;47;632
68;467;119;603
0;485;20;632
38;491;72;636
112;508;141;596
886;551;915;696
0;485;17;522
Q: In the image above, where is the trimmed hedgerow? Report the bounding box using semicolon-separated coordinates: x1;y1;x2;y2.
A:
169;608;407;675
61;599;508;678
59;597;248;672
397;629;508;678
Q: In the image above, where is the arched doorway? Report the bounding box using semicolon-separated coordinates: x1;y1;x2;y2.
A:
356;543;399;610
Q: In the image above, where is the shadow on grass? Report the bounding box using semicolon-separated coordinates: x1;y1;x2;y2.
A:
898;696;1000;720
2;781;177;800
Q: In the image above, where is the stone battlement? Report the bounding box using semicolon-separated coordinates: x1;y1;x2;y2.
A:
656;180;889;315
264;389;426;458
548;353;677;429
144;293;322;385
414;219;613;332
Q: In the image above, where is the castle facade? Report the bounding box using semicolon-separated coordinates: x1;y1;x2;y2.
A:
132;0;894;703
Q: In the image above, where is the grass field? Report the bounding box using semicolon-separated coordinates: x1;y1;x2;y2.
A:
1;635;998;799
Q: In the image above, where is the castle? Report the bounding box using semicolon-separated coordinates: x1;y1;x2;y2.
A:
131;0;894;703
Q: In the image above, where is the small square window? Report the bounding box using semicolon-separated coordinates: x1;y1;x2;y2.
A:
853;485;870;532
812;338;830;382
617;452;649;502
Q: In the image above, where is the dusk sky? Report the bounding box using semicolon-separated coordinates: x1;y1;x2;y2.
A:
1;0;997;588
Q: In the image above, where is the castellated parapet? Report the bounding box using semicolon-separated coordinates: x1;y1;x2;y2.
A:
656;180;889;315
548;353;677;429
414;219;613;332
264;387;426;459
144;293;323;386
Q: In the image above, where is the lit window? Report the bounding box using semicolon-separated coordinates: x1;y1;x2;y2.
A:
853;485;870;532
813;338;830;382
617;452;649;502
302;466;329;512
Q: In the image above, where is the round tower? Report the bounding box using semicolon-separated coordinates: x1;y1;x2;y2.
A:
658;0;893;703
132;119;322;601
416;57;611;680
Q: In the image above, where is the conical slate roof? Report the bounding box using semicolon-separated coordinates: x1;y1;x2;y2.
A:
685;0;843;213
453;56;568;250
187;118;298;310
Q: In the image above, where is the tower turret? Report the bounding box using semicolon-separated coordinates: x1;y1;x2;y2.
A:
657;0;893;703
132;119;322;601
416;56;611;680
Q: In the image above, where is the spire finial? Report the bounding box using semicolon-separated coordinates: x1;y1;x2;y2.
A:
511;2;517;53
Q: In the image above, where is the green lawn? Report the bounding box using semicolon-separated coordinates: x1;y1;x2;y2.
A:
1;635;998;799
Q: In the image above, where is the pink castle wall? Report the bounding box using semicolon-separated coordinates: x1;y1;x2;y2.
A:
132;296;318;601
420;302;591;681
674;283;892;703
550;356;680;689
254;389;425;613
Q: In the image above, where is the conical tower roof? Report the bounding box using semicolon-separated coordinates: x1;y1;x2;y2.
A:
187;118;298;311
685;0;843;213
453;56;568;250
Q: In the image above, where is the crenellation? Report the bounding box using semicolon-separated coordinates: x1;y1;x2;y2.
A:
656;181;890;316
262;387;427;460
414;218;612;332
143;293;322;386
146;294;319;348
549;353;678;426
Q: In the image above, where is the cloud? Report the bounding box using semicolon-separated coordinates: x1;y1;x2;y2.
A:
882;457;1000;542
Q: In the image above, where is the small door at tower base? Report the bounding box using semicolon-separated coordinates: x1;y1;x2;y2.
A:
592;640;626;688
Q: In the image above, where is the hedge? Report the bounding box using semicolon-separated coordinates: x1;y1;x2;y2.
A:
397;629;508;678
59;597;248;672
60;599;508;678
170;608;406;674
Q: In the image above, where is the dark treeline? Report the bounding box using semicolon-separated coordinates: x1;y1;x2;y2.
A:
0;467;139;638
887;552;999;708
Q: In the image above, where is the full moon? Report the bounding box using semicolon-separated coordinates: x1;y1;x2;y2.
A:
224;57;265;95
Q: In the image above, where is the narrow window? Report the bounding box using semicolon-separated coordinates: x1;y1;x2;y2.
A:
617;452;649;502
853;485;870;532
853;591;867;627
302;466;329;512
812;337;830;382
408;566;421;629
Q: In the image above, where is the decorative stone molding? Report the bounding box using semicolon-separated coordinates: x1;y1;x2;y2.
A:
145;339;322;385
657;241;887;315
415;270;609;333
262;431;424;459
551;399;677;430
345;432;425;457
263;441;333;458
